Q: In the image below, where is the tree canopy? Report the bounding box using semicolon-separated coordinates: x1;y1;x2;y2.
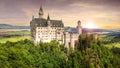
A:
0;36;120;68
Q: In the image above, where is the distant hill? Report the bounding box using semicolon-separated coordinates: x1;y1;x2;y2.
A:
0;24;30;29
82;28;120;34
65;27;120;34
104;31;120;43
0;24;12;26
1;24;119;32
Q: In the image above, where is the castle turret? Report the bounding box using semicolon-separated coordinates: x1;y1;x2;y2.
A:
39;6;44;18
77;20;82;34
47;14;50;20
47;14;51;26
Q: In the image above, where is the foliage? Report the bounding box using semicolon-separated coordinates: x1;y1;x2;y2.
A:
100;32;120;44
76;34;120;68
104;42;120;49
0;35;120;68
0;36;30;43
5;31;30;35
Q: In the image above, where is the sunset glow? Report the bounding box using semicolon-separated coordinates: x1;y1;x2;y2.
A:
0;0;120;29
84;21;98;29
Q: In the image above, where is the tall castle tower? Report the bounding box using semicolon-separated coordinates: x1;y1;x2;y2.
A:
77;20;82;34
39;6;44;18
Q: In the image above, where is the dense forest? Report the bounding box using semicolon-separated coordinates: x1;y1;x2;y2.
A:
0;34;120;68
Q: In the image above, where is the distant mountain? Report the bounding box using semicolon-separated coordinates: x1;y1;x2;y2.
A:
65;27;120;34
0;24;12;27
0;24;30;29
82;28;119;34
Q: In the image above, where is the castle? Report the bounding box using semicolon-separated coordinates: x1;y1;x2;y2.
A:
30;7;82;49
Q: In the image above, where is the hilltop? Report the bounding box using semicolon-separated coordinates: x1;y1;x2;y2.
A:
0;24;30;29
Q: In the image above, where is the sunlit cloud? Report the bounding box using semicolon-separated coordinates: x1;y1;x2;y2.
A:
0;0;120;29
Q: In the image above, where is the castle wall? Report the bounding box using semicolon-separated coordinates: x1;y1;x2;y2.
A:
64;31;80;49
71;34;79;49
35;27;64;44
64;31;71;48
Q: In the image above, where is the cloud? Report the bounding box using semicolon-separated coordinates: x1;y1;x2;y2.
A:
0;0;28;19
0;0;120;29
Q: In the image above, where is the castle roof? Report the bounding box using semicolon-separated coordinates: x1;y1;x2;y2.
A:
31;18;64;27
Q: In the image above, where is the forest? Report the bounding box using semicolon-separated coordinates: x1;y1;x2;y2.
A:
0;34;120;68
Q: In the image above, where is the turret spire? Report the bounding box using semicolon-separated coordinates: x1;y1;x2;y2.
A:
39;6;44;18
47;14;51;26
47;14;50;20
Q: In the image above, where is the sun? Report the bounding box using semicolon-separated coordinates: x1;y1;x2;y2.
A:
84;21;97;29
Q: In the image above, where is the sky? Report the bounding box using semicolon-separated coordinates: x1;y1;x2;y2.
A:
0;0;120;29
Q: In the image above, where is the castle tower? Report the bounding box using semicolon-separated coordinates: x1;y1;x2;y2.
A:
47;14;51;26
39;6;44;18
77;20;82;34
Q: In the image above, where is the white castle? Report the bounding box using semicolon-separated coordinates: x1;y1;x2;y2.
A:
30;7;82;49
